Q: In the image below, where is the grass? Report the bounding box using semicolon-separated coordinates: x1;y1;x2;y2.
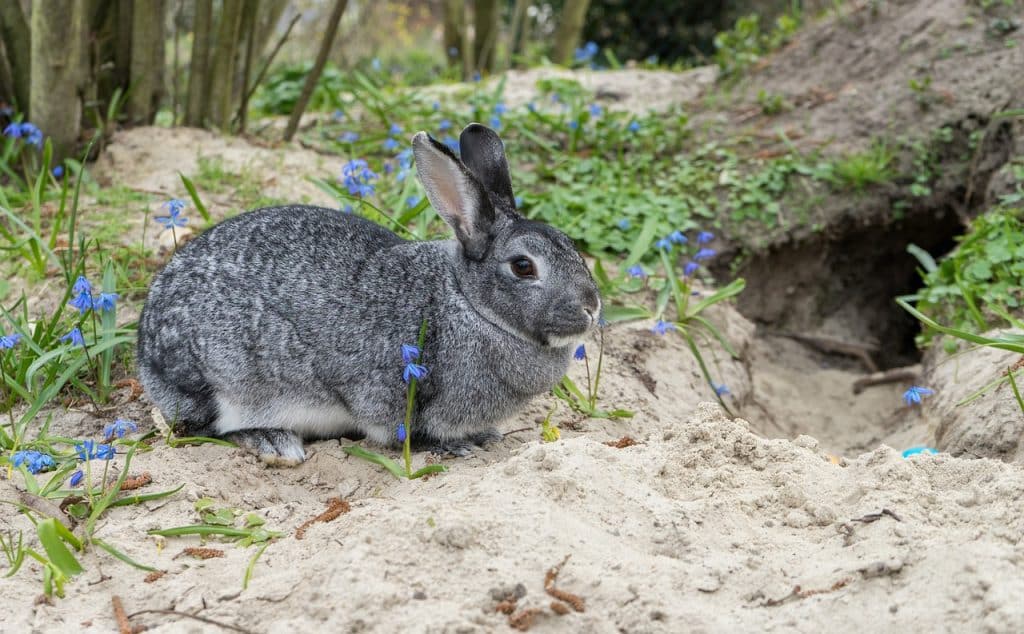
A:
826;142;895;191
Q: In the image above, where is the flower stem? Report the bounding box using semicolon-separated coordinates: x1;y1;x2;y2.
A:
592;327;605;411
402;319;429;478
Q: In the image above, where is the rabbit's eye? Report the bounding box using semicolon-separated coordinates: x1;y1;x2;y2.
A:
511;258;537;279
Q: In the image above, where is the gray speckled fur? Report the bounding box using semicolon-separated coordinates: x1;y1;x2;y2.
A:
136;124;600;463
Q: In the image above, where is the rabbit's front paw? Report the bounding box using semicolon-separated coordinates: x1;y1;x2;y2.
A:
226;429;306;467
428;427;503;457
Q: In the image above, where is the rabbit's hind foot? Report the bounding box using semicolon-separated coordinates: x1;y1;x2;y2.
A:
226;428;306;466
426;427;503;457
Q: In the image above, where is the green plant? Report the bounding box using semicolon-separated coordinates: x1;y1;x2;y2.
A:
826;142;895;191
757;90;789;115
253;63;348;115
713;11;801;78
552;331;633;420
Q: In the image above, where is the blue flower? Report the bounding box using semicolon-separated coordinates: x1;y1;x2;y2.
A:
683;262;699;277
341;158;378;197
442;136;460;154
494;102;507;115
514;196;523;208
489;115;502;130
397;149;413;170
574;41;599;63
104;418;138;440
61;327;85;347
627;265;645;278
69;469;84;487
432;101;441;111
397;423;407;443
332;109;345;121
52;165;64;179
339;131;359;143
403;363;428;383
902;386;934;406
68;291;93;315
371;58;382;71
668;230;687;244
472;71;481;82
389;122;403;136
439;119;452;132
574;344;586;361
697;231;715;244
527;102;537;113
92;292;119;313
401;344;421;364
0;332;21;349
11;450;56;474
342;204;354;213
383;162;394;175
617;218;631;231
714;383;730;396
589;103;602;117
19;122;43;147
155;200;188;230
75;440;115;461
651;320;676;335
72;275;92;295
628;121;641;133
406;195;421;208
693;248;716;261
382;137;400;151
568;120;579;130
3;122;21;138
448;46;458;58
654;238;672;251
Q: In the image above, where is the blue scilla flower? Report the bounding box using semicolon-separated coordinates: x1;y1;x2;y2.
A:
714;384;730;396
383;162;395;175
332;109;345;121
72;275;92;295
432;101;441;111
341;158;378;197
514;196;523;208
0;331;21;349
574;41;599;63
574;344;586;361
397;423;407;443
75;440;115;461
589;103;602;117
442;136;460;154
568;120;579;130
61;327;85;347
5;122;43;147
92;292;119;313
3;122;21;138
693;248;716;261
52;165;64;179
69;291;93;315
155;200;188;230
339;131;359;143
668;230;687;244
617;218;631;231
448;46;458;57
627;265;645;278
527;102;537;113
489;115;502;130
371;58;382;71
104;418;138;440
494;102;507;115
654;238;672;251
389;123;403;136
472;71;481;82
69;469;84;487
902;386;934;406
382;137;400;151
397;148;413;170
439;119;452;132
403;363;428;383
628;121;641;133
342;204;354;213
683;262;699;277
401;344;421;364
406;195;421;208
697;231;714;244
11;450;56;474
651;320;675;335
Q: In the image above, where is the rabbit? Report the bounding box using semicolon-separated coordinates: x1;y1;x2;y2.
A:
136;123;601;466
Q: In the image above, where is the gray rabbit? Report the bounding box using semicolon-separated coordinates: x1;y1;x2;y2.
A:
136;124;600;465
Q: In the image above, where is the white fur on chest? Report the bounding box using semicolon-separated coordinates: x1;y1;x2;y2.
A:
215;397;355;438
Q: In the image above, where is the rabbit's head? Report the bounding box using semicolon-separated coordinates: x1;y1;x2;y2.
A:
413;124;600;348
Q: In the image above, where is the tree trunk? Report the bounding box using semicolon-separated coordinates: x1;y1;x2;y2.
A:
128;0;165;124
507;0;529;69
282;0;347;142
442;0;466;74
206;0;244;129
236;0;259;133
253;0;287;58
552;0;592;66
30;0;87;161
0;0;31;112
0;39;15;107
472;0;499;74
185;0;212;127
113;0;132;90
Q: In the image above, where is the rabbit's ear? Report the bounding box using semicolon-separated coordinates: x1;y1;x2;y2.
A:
412;132;495;260
459;123;517;212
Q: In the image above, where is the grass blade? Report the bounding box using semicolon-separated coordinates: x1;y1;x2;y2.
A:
341;445;406;479
179;172;211;222
92;538;156;571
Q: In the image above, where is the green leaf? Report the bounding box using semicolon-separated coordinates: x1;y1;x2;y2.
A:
342;445;407;479
36;519;83;577
623;215;658;267
109;484;185;508
906;243;937;273
179;172;211;222
601;304;652;323
92;538;157;572
409;464;448;479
